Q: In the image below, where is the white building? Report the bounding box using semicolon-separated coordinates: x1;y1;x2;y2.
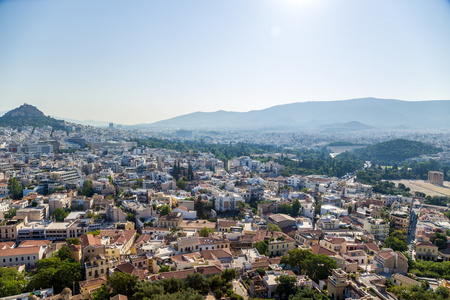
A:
215;193;244;212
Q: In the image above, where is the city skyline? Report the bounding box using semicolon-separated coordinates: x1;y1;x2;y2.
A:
1;0;450;124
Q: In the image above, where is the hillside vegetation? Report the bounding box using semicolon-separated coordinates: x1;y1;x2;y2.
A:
0;116;65;130
353;139;441;164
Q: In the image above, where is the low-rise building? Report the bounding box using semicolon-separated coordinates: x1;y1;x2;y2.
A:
363;217;389;241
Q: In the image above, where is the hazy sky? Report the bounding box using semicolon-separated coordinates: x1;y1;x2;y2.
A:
1;0;450;124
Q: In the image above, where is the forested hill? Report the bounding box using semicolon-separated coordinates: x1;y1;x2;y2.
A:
353;139;441;164
0;104;66;130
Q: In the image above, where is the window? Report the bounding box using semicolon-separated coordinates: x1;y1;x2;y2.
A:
27;256;30;261
2;259;5;263
15;257;18;262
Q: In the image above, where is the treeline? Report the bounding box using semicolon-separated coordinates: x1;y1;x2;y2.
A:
0;116;66;130
353;139;441;164
137;138;365;177
281;151;364;178
136;138;282;163
371;181;412;197
424;196;450;207
91;269;242;300
409;260;450;280
356;160;449;184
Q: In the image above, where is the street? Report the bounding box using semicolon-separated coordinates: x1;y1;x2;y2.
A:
232;279;248;300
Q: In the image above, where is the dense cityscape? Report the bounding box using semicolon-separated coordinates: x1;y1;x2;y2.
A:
0;104;450;300
2;1;450;300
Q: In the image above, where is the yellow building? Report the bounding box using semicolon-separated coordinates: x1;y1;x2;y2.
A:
363;217;389;241
415;241;439;261
79;277;107;300
321;236;347;255
390;211;409;231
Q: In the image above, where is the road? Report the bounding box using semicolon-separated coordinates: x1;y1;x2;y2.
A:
232;280;248;300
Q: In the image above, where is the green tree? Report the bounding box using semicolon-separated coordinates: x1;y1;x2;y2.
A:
194;198;205;219
221;269;236;282
431;230;448;250
289;287;329;300
254;241;269;256
199;227;214;237
291;199;301;217
276;275;298;299
52;208;70;222
267;223;281;232
80;180;94;197
0;268;27;297
91;284;110;300
7;177;23;199
56;245;72;261
305;254;337;283
4;208;16;219
159;205;172;216
108;272;138;297
185;273;209;293
176;178;187;190
28;257;81;293
66;238;80;245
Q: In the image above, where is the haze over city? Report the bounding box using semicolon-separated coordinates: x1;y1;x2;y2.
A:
1;0;450;124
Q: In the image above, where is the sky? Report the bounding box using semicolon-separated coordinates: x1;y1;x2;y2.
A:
0;0;450;125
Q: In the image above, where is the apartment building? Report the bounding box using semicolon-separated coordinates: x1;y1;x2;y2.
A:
363;217;389;241
215;193;244;212
0;245;44;268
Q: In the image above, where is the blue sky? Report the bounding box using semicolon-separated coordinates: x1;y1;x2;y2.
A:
0;0;449;124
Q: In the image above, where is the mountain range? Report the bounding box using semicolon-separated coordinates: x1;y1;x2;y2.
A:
130;98;450;130
2;98;450;130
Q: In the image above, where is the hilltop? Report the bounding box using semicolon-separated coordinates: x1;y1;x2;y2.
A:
352;139;441;164
131;98;450;129
0;104;66;130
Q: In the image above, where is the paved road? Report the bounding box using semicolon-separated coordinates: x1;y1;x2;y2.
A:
232;280;248;300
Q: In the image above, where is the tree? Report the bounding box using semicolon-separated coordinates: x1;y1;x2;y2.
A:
255;268;266;277
221;269;236;282
301;188;308;193
254;241;269;256
431;230;448;250
0;268;27;297
305;254;337;283
185;273;209;293
158;266;170;273
52;208;70;222
91;284;110;300
281;248;313;274
159;205;172;216
347;206;353;215
199;227;214;237
80;180;94;197
267;223;281;232
291;199;301;217
176;178;187;190
66;238;80;245
4;208;16;219
57;246;71;261
108;272;138;297
28;257;81;293
276;275;298;299
289;287;329;300
7;177;22;199
194;198;205;219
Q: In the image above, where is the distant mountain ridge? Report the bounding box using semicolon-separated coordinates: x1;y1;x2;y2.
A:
132;98;450;129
